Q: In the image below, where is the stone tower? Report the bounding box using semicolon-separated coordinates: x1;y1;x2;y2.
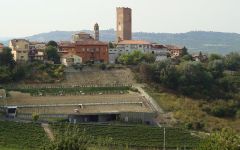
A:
94;23;99;41
116;7;132;42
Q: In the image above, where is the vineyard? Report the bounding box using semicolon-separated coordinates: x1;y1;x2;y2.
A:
0;121;48;150
51;123;200;149
5;86;130;96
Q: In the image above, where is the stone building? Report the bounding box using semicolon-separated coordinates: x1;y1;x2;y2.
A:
116;7;132;42
9;39;30;62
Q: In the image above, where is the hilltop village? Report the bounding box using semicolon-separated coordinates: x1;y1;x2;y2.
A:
0;7;191;66
0;7;240;150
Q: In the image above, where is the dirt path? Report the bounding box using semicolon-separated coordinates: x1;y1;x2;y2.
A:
133;84;164;113
42;123;54;141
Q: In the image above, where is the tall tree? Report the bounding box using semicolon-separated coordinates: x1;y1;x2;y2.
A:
0;47;15;68
224;52;240;71
45;46;60;64
47;41;58;48
197;128;240;150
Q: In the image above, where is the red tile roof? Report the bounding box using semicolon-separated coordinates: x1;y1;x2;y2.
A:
118;40;151;45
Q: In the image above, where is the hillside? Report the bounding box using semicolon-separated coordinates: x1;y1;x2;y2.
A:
1;30;240;54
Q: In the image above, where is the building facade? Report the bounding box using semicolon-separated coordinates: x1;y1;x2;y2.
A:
116;7;132;42
29;42;46;61
109;40;168;63
9;39;30;62
59;30;109;65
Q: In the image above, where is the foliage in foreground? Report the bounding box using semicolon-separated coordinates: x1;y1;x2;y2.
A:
42;125;112;150
0;121;48;149
197;128;240;150
51;123;200;148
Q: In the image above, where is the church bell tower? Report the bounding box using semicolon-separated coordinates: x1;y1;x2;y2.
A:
94;23;99;41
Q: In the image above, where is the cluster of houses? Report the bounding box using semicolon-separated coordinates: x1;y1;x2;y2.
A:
0;7;191;66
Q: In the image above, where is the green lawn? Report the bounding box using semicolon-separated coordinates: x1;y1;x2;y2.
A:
51;123;200;149
0;121;48;150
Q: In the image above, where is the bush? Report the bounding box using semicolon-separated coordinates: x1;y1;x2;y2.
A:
236;110;240;119
99;63;106;70
32;113;40;122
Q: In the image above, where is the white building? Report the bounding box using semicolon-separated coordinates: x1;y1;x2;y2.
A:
109;40;168;63
61;53;82;66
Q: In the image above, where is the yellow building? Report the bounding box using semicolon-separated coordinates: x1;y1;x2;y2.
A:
9;39;30;62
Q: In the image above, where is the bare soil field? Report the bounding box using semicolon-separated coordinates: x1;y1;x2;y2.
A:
63;68;135;85
5;91;153;114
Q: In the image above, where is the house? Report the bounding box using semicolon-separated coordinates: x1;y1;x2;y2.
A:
109;41;169;63
59;25;109;65
29;42;46;61
165;45;183;58
151;44;169;61
192;52;208;62
61;53;82;66
109;40;152;63
9;39;30;62
0;43;4;52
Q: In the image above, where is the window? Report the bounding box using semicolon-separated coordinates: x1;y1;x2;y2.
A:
25;44;28;49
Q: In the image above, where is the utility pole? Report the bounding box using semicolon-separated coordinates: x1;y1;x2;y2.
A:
163;127;166;150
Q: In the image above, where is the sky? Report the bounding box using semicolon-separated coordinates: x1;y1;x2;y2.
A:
0;0;240;37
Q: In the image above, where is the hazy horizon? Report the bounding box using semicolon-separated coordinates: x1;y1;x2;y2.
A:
1;0;240;37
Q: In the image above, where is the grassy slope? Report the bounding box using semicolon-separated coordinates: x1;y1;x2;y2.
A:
145;86;240;132
0;121;48;150
51;123;200;148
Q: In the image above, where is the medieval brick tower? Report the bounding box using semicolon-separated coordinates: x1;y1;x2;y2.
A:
116;7;132;42
94;23;99;41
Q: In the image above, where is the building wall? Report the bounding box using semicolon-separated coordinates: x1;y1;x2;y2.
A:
116;7;132;41
9;40;30;62
75;45;108;63
59;45;109;63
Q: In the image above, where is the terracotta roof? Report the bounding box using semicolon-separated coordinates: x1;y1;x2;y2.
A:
10;39;29;47
118;40;151;45
75;39;108;46
165;45;183;50
59;41;75;47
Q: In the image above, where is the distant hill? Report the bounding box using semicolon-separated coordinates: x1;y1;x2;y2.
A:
2;30;240;54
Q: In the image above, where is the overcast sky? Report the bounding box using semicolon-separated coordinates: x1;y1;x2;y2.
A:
0;0;239;37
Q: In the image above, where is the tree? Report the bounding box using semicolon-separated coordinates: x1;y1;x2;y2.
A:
0;66;12;83
45;46;60;64
177;61;213;98
108;42;115;48
224;52;240;71
156;60;179;89
207;59;224;78
32;113;39;122
47;41;58;48
0;47;15;68
181;46;188;57
143;53;156;63
197;128;240;150
208;53;223;61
